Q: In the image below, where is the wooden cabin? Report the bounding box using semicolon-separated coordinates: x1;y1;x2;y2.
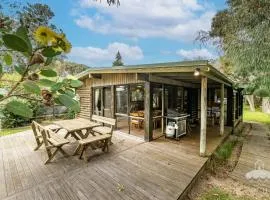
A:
76;60;243;156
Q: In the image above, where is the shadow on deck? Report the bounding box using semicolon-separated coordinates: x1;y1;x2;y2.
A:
0;125;232;200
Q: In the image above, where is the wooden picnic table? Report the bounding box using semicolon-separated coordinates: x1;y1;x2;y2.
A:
53;118;101;140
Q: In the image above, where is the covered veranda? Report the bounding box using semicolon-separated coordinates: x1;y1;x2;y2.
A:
77;60;243;156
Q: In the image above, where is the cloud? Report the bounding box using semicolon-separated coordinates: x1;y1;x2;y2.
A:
176;48;216;60
74;0;216;41
68;42;144;66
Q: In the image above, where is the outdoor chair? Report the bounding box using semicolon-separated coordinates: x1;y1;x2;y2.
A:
31;121;61;150
32;121;69;164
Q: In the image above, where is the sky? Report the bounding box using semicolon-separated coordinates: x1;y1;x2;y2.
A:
24;0;226;67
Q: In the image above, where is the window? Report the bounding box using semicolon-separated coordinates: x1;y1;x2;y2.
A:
116;85;128;114
130;84;144;113
93;88;102;115
104;87;112;117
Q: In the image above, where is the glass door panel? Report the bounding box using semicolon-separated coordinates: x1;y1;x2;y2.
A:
115;85;129;133
93;88;102;115
104;87;112;117
130;84;145;138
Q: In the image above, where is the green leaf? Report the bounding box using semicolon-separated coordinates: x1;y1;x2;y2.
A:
42;47;61;57
0;63;2;75
6;101;33;118
38;79;56;87
51;82;63;92
16;26;32;53
14;65;26;75
44;57;53;66
65;89;75;98
22;81;41;95
2;34;30;54
40;69;57;77
70;80;83;88
58;89;65;94
57;94;80;112
4;53;12;65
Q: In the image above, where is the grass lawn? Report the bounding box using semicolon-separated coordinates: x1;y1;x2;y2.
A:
0;126;30;137
243;106;270;124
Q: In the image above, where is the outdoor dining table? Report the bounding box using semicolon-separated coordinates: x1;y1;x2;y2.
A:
53;118;101;140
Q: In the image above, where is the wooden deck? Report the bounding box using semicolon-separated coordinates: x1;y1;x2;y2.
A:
231;123;270;189
0;125;232;200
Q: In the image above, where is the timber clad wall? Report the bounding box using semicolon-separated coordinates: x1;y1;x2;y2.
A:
86;73;143;87
77;73;144;119
77;87;91;119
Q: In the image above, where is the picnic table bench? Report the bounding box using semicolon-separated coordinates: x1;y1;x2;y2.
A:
73;115;116;161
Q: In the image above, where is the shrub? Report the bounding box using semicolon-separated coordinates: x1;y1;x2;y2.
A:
0;98;41;128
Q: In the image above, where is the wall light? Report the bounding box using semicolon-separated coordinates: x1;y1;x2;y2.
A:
194;68;200;76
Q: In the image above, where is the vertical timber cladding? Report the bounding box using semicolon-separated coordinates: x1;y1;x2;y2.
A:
77;73;144;119
77;79;92;119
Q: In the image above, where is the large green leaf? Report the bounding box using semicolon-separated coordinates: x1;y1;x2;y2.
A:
16;26;32;53
51;82;63;92
4;53;12;65
57;94;80;112
38;79;56;87
22;81;41;95
14;65;26;75
70;79;83;88
65;88;75;98
2;34;30;54
40;69;57;77
6;101;33;118
42;47;61;57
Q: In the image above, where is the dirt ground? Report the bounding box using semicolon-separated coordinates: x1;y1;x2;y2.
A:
186;124;270;200
187;172;270;200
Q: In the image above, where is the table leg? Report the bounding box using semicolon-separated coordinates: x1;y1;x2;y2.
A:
75;130;85;139
70;132;80;140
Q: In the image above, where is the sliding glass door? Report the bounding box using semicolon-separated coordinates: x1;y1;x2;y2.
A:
115;85;129;133
92;87;112;117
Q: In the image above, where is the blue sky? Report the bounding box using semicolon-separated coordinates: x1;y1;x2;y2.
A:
26;0;226;67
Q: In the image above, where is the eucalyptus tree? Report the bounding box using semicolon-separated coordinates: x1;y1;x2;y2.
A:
197;0;270;112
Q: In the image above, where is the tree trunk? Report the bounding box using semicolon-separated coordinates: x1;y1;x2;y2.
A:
262;97;270;114
245;95;255;112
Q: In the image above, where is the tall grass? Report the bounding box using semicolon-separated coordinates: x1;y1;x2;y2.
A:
214;138;238;161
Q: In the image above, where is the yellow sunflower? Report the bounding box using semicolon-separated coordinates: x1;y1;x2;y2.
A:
34;26;57;45
55;34;72;53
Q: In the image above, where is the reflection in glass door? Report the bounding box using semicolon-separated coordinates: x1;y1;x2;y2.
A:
93;88;102;115
104;87;112;117
152;84;163;139
115;85;129;134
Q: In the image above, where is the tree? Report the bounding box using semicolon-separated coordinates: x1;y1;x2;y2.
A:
197;0;270;112
112;51;124;66
0;3;82;118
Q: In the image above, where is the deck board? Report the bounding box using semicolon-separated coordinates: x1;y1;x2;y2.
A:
0;125;231;200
